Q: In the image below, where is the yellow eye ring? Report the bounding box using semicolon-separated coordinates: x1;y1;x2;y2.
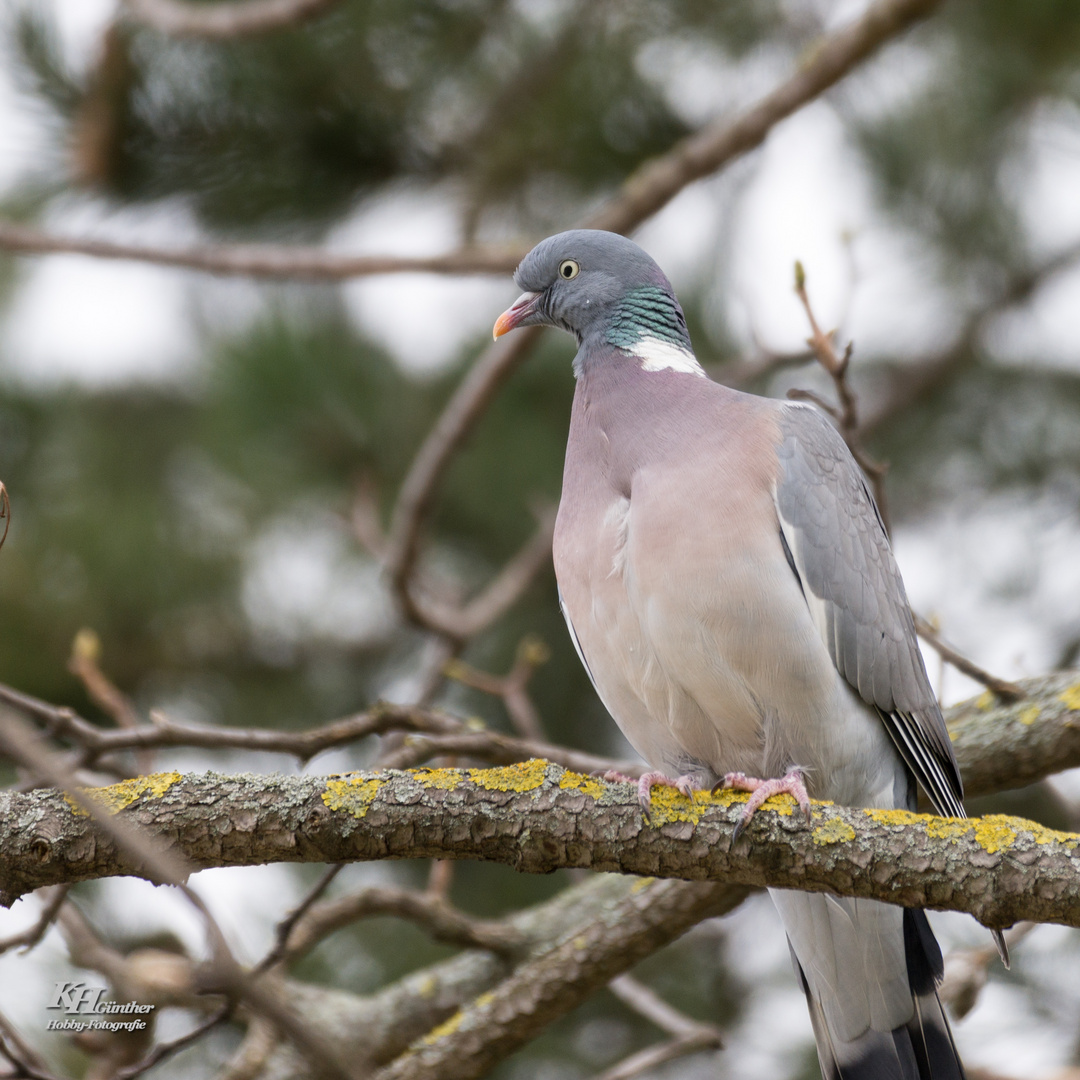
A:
559;259;580;280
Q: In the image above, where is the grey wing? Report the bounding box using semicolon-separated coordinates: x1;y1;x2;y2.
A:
774;403;964;817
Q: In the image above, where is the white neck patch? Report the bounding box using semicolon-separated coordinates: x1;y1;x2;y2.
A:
631;335;705;377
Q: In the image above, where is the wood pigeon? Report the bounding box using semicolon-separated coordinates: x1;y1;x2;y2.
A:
494;229;974;1080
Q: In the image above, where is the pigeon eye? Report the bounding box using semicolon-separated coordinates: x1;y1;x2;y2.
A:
559;259;580;280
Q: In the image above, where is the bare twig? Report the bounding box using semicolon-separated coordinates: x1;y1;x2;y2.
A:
113;1004;232;1080
444;635;551;740
0;1010;58;1080
586;0;944;235
0;885;69;956
592;1030;722;1080
789;260;892;531
67;629;156;775
608;975;722;1044
913;613;1024;702
862;240;1080;436
940;921;1036;1020
383;328;543;633
426;859;454;900
254;864;345;975
123;0;341;39
0;676;641;777
273;886;526;969
0;682;460;763
386;503;557;643
0;483;9;552
0;220;520;282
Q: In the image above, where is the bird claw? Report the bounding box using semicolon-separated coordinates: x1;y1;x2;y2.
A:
634;770;705;821
715;767;811;841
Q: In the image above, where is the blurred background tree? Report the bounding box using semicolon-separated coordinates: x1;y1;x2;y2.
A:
1;0;1080;1077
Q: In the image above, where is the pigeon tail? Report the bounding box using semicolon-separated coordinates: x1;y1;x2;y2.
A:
774;895;965;1080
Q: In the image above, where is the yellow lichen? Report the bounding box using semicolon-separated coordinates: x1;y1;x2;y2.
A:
925;817;973;842
414;767;465;791
322;776;382;818
867;806;1080;853
416;975;438;999
972;816;1018;854
421;1010;465;1045
644;785;710;827
812;819;856;845
558;770;606;800
863;807;923;827
473;991;495;1009
1018;705;1041;726
630;876;656;893
1058;684;1080;712
976;690;995;711
467;759;548;793
65;772;182;817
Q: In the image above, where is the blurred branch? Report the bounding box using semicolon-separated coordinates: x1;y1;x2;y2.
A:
0;705;363;1080
862;239;1080;435
595;975;722;1080
912;612;1024;701
67;629;156;776
371;878;744;1080
386;502;557;643
0;885;69;956
247;873;745;1080
122;0;342;39
788;260;892;531
712;346;816;390
6;694;1080;928
939;921;1036;1020
0;682;459;763
270;886;527;970
254;863;344;974
0;0;944;293
0;1009;58;1080
375;730;641;777
0;679;637;777
591;1031;722;1080
586;0;944;235
383;327;544;633
0;220;521;281
444;635;551;740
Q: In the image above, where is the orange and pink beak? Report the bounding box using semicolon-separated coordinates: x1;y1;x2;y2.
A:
493;291;541;339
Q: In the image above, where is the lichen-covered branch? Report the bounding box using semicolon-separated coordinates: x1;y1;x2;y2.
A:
949;671;1080;798
3;753;1080;930
226;874;745;1080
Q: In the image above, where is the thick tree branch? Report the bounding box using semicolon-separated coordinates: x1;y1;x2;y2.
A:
4;742;1080;929
228;874;745;1080
948;670;1080;798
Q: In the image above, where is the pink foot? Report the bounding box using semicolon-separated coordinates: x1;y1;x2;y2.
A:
715;767;812;841
632;770;705;819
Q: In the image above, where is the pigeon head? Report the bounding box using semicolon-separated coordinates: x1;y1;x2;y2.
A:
493;230;694;371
